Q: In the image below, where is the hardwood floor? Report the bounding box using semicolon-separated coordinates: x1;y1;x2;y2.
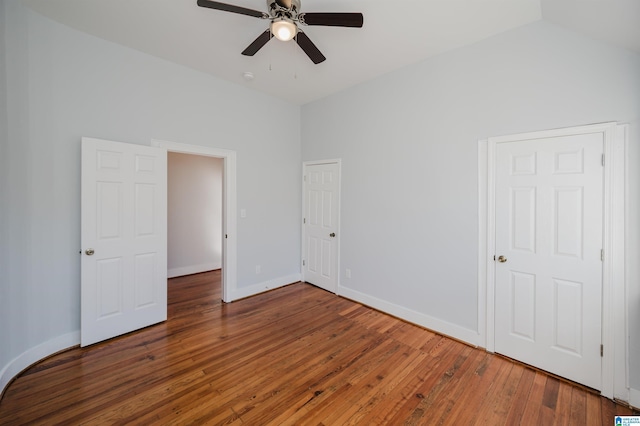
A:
0;271;637;425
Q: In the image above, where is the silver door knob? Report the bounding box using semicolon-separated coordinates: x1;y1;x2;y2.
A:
497;255;507;263
329;233;336;237
85;249;95;256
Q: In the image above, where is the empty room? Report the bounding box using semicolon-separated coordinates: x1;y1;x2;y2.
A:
1;0;639;424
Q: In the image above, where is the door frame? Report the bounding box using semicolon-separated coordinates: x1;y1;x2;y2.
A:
301;159;342;293
478;122;627;400
152;139;237;303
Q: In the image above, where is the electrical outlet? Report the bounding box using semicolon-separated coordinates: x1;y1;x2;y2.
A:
256;265;261;274
345;269;351;278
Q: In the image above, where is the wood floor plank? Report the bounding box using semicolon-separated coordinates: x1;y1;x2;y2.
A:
519;371;548;425
502;366;536;424
586;391;604;426
381;341;470;424
1;271;637;425
444;353;506;424
465;356;516;424
569;386;588;425
553;380;575;426
476;359;524;424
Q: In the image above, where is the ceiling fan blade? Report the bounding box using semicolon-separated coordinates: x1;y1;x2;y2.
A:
197;0;266;19
296;31;326;64
241;29;272;56
299;12;363;28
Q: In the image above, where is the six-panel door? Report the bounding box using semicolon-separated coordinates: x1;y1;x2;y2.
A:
81;137;167;347
494;132;604;390
304;163;339;293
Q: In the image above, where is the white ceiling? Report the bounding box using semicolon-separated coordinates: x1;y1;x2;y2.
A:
21;0;640;105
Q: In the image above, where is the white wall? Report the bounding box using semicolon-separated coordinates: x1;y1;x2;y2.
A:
168;152;223;278
301;21;640;390
0;1;301;395
0;0;10;385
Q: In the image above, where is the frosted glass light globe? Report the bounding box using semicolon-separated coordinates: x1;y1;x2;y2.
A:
271;19;297;41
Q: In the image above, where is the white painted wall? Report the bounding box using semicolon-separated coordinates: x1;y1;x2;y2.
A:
168;152;223;278
0;1;301;395
301;21;640;392
0;0;10;386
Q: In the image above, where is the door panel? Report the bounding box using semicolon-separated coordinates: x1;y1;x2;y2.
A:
304;163;339;293
510;271;535;341
494;133;603;390
511;187;536;252
81;137;167;347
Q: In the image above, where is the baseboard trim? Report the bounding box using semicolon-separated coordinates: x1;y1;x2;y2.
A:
0;331;80;399
337;286;482;347
228;273;302;302
630;388;640;410
168;262;221;278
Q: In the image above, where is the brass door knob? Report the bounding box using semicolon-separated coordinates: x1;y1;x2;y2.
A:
329;233;336;237
497;255;507;263
85;249;95;256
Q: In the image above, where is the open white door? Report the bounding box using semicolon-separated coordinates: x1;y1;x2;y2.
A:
81;137;167;347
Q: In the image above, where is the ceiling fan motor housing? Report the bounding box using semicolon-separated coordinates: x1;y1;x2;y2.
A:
267;0;300;20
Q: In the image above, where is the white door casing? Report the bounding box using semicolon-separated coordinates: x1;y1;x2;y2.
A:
303;161;340;293
151;139;237;303
81;137;167;347
494;133;603;390
480;122;627;400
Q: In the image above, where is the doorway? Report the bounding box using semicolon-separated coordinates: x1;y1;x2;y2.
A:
167;152;223;279
80;138;238;347
152;139;237;303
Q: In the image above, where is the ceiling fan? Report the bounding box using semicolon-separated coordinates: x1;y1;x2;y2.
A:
197;0;364;64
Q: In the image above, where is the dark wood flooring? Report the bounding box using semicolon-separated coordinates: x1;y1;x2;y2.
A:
0;270;637;424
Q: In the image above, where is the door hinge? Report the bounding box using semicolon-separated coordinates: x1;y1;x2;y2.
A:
303;218;306;224
302;259;306;266
304;175;307;182
225;234;228;239
601;249;604;261
600;344;604;357
601;154;605;166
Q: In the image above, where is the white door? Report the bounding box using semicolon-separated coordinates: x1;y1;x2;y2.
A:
494;133;604;390
303;162;340;293
81;137;167;347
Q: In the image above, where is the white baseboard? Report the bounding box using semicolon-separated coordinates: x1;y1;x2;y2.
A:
0;331;80;398
630;388;640;410
228;273;302;301
337;285;482;347
168;262;221;278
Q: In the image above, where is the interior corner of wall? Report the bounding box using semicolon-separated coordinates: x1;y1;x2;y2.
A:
0;331;80;399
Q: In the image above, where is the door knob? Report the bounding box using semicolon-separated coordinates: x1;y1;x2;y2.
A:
85;249;95;256
497;255;507;263
329;233;336;238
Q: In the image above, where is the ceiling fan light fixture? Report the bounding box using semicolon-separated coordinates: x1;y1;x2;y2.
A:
271;18;297;41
